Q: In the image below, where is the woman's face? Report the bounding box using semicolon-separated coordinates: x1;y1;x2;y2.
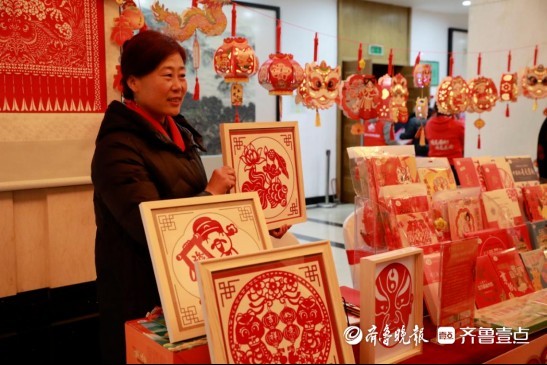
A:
128;52;187;122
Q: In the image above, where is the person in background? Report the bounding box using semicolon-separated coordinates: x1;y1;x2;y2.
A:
395;109;432;157
537;114;547;182
425;103;465;184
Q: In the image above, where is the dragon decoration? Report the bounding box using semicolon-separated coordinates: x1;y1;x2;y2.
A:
151;0;230;42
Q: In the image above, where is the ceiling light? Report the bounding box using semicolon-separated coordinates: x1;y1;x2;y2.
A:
462;0;471;6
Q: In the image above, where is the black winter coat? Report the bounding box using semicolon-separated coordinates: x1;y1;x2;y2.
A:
91;100;209;363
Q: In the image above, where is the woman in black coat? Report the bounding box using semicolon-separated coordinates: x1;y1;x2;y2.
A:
91;30;235;364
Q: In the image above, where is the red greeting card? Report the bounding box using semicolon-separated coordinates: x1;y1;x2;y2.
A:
396;212;438;247
371;155;418;195
507;224;534;252
438;238;479;329
520;249;547;290
528;220;547;251
507;156;540;187
489;248;536;299
475;255;508;309
423;249;441;325
492;157;515;189
481;188;525;228
480;163;505;191
447;196;484;241
522;184;547;222
465;227;514;257
418;167;457;196
454;158;482;189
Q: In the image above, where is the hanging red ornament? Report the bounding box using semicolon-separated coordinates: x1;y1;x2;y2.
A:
296;61;341;111
436;76;470;115
213;3;258;122
499;51;518;117
340;74;380;121
467;76;498;113
389;73;409;123
521;64;547;110
474;118;485;149
214;37;259;82
376;74;392;121
414;97;429;119
258;20;304;96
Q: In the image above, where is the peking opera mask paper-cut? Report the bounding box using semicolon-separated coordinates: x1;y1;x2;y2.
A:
296;60;341;110
139;193;272;343
413;63;432;88
360;247;423;364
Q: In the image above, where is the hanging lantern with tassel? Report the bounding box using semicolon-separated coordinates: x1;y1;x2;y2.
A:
339;44;381;138
389;73;409;123
412;52;431;146
213;3;259;122
467;53;498;149
499;51;518;117
258;19;304;120
521;46;547;111
295;33;341;127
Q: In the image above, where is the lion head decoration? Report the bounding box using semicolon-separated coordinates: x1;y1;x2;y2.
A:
521;64;547;109
296;61;341;111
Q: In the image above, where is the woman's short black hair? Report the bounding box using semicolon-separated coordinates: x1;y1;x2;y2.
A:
120;30;187;100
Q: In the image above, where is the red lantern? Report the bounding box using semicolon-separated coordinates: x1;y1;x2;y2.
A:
499;73;518;102
436;76;470;115
389;73;409;123
258;53;304;96
467;76;498;113
413;63;432;88
213;37;259;83
376;74;392;121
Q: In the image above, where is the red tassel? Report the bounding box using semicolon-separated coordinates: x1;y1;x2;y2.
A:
477;134;481;149
193;76;200;100
506;104;510;117
389;123;395;141
234;107;240;123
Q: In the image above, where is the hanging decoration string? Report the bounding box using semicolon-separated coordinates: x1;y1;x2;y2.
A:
357;43;363;72
232;2;240;122
477;52;482;75
448;52;454;77
414;51;421;67
314;32;318;62
506;51;512;117
534;44;538;66
231;2;238;41
388;48;393;76
192;33;200;100
276;19;282;120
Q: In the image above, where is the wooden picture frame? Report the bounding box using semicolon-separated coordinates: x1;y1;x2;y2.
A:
139;192;272;343
196;240;355;364
220;121;307;229
360;247;424;364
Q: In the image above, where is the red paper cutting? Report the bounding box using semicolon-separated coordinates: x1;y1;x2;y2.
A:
0;0;107;113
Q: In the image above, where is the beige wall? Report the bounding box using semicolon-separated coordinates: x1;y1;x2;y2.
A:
0;185;96;297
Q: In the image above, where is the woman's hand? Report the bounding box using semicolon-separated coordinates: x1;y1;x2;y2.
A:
205;166;236;195
269;224;292;239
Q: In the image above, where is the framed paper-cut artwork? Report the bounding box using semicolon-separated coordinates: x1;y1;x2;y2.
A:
196;241;355;364
139;192;272;343
360;247;424;364
220;121;307;229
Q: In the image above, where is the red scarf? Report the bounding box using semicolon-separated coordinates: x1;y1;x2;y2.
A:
124;100;186;152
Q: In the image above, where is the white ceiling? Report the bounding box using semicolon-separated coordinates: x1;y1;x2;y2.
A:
366;0;470;15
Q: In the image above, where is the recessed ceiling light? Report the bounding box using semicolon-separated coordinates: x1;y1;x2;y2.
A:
462;0;471;6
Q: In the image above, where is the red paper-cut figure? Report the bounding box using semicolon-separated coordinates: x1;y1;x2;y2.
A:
375;262;414;348
175;216;238;281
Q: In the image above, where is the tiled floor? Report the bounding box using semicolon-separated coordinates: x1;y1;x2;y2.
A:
288;203;355;289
